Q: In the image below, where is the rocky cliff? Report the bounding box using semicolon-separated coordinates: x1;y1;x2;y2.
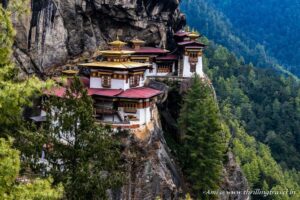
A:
9;0;185;75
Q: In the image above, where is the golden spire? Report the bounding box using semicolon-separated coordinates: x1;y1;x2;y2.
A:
130;37;145;44
188;29;200;40
130;37;145;50
109;35;127;50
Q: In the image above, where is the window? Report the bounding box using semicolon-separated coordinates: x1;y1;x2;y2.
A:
157;64;171;73
122;103;137;113
130;75;140;87
102;76;111;88
190;63;196;72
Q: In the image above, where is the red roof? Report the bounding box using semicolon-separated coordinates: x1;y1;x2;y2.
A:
45;76;162;99
117;87;162;99
44;87;67;98
178;41;206;47
156;54;178;61
88;88;123;97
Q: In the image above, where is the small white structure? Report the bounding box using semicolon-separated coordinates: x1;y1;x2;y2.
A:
182;48;204;78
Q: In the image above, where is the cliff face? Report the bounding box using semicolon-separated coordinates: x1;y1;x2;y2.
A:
113;104;184;200
10;0;185;74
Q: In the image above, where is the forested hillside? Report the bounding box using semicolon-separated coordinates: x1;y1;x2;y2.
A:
181;0;300;76
209;0;300;74
201;36;300;170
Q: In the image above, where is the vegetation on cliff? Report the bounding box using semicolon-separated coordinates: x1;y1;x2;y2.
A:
178;77;226;199
203;38;300;170
204;37;300;199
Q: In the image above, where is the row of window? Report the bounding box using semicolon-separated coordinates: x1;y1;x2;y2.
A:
100;75;142;88
157;65;172;73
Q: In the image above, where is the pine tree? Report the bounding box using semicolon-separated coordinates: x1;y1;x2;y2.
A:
179;76;225;199
42;77;124;199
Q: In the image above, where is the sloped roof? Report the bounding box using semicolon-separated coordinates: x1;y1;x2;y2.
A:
79;61;150;69
177;41;206;47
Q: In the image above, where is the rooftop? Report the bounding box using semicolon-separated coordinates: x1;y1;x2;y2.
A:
99;50;135;55
79;61;150;69
130;38;146;44
109;37;127;47
88;88;123;97
117;87;163;99
156;54;178;61
62;69;79;75
45;85;162;99
128;47;169;54
174;30;190;37
178;40;206;47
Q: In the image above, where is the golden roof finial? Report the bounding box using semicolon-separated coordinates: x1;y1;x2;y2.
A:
130;37;145;44
188;28;200;40
109;35;127;49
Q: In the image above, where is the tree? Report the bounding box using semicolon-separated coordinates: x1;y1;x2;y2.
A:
41;77;124;199
0;1;49;135
0;138;63;199
179;76;225;199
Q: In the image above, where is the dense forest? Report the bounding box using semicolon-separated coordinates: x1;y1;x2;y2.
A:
181;0;300;77
202;37;300;170
204;37;300;199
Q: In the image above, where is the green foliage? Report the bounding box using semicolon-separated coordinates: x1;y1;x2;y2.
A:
227;119;300;200
0;138;63;200
204;41;300;170
181;0;297;77
178;77;226;199
209;0;300;74
41;77;124;199
203;39;300;199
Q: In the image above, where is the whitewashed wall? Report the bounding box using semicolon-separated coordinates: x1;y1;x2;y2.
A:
182;56;204;78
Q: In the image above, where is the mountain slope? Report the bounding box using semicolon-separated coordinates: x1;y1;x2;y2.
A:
201;36;300;170
204;38;300;199
180;0;298;77
208;0;300;75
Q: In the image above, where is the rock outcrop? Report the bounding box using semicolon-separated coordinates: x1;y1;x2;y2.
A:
220;152;250;200
112;105;184;200
9;0;185;74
